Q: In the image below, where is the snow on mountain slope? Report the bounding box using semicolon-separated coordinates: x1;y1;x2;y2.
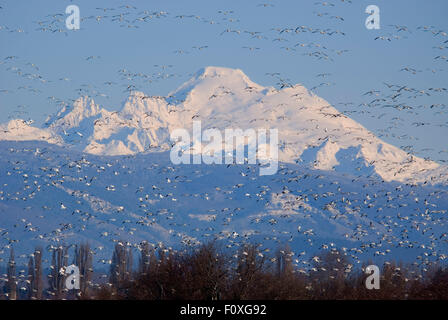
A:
45;96;102;130
1;66;447;184
0;140;447;266
0;119;62;144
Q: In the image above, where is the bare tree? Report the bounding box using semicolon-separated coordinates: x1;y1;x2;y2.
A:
276;244;293;276
184;242;227;300
74;243;93;298
33;247;43;300
231;244;266;299
110;242;133;295
138;241;152;276
48;246;68;299
6;248;17;300
26;256;34;300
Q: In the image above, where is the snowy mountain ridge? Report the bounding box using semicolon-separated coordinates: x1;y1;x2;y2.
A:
0;66;446;184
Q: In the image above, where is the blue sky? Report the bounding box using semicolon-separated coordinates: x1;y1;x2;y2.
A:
0;0;447;162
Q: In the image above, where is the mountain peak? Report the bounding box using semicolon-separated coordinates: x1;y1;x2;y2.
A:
73;96;100;114
196;66;247;79
44;96;101;131
169;66;263;103
127;91;146;98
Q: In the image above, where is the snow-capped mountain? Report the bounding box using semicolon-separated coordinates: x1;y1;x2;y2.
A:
1;68;448;266
1;66;447;184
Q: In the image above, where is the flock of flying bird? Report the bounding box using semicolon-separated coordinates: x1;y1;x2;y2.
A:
0;0;447;290
1;1;446;161
0;140;447;288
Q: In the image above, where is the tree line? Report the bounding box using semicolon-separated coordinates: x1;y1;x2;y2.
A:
1;241;447;300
